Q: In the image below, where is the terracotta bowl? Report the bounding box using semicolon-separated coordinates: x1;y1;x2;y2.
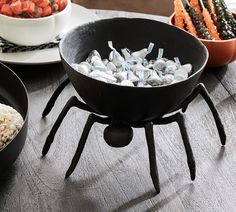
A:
169;13;236;67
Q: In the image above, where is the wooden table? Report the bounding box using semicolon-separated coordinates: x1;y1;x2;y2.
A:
1;10;236;212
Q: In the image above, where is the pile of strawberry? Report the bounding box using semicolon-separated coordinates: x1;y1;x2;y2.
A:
0;0;68;18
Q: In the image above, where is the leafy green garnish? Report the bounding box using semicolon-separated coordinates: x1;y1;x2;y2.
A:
52;6;58;11
50;0;55;4
34;6;38;14
20;12;28;18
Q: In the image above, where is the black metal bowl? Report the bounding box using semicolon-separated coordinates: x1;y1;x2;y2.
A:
60;18;208;122
0;62;28;174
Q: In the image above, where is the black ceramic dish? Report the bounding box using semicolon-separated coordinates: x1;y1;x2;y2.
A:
60;18;208;122
0;62;28;175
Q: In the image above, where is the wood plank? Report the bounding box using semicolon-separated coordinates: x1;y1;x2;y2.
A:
212;61;236;102
76;0;174;16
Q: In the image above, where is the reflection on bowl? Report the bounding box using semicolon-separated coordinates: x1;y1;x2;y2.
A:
169;13;236;67
0;62;28;175
0;0;71;46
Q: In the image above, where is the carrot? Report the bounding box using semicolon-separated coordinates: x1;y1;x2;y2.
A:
202;7;220;39
183;11;198;36
174;0;198;36
174;0;185;29
181;1;198;36
207;0;217;23
189;0;203;19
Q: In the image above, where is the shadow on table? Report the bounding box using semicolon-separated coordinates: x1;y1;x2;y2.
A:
205;65;228;87
0;164;18;206
142;184;191;212
7;63;66;93
0;163;18;184
113;173;185;212
59;180;100;212
199;66;227;93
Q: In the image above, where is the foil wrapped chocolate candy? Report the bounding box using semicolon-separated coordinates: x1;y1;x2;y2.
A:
71;42;193;87
86;50;101;63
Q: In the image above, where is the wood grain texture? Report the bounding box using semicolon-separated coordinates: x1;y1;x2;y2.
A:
1;11;236;212
75;0;174;16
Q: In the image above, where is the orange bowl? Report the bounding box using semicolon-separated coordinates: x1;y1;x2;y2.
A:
169;13;236;67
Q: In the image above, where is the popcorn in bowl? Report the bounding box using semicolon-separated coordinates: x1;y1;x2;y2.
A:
0;103;24;150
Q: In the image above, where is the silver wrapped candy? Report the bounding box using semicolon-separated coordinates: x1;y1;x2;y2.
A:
121;80;134;87
137;81;145;87
181;64;192;75
105;70;113;76
165;63;178;75
127;71;139;83
102;59;109;66
92;58;107;72
86;50;101;63
114;71;128;82
121;48;132;60
72;42;193;87
71;63;91;75
131;42;154;60
162;74;174;84
174;68;188;82
106;62;117;73
96;77;108;83
90;70;117;83
147;71;163;86
153;59;166;72
80;62;92;71
108;41;125;67
131;63;152;80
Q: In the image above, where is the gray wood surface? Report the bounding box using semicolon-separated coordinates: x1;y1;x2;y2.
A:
1;10;236;212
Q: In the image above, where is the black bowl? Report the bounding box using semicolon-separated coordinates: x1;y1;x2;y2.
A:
60;18;208;122
0;62;28;174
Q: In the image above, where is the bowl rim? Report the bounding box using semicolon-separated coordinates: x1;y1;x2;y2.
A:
60;17;209;89
0;0;71;21
169;12;236;43
0;62;29;153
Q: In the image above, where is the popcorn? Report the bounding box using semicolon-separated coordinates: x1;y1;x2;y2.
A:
0;103;24;150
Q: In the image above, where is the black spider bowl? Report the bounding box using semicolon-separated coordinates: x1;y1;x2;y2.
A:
59;18;208;123
0;62;28;175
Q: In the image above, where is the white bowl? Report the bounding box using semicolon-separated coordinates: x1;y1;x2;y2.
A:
0;0;71;46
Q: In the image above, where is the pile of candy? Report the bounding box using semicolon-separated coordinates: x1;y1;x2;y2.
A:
71;41;192;87
174;0;236;40
0;0;67;18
